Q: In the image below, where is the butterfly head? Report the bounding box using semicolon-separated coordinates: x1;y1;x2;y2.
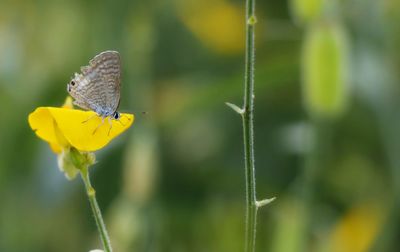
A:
67;73;83;93
113;111;121;120
67;80;76;93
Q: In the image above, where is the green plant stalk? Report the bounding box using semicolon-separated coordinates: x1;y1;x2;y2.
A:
369;109;400;251
243;0;257;251
226;0;274;249
296;119;332;251
80;166;113;252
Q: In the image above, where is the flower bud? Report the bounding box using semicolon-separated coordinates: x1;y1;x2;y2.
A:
301;21;350;119
290;0;324;25
57;149;79;180
57;148;96;180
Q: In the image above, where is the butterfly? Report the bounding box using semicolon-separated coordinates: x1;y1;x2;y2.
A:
67;51;125;134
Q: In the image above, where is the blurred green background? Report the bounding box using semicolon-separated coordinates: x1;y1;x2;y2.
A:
1;0;400;251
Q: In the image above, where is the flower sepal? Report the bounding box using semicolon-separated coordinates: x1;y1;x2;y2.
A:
58;147;96;180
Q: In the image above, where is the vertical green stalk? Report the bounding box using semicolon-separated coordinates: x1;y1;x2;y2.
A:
227;0;274;250
243;0;257;251
80;167;113;252
299;119;330;251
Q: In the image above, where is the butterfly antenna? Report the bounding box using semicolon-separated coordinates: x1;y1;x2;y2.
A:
119;109;148;118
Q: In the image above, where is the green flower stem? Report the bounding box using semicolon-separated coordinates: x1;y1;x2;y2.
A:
226;0;274;250
243;0;258;251
299;120;332;251
80;166;113;252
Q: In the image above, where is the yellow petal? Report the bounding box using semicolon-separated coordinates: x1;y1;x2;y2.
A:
28;107;68;153
62;96;74;109
50;142;63;154
48;108;134;152
29;107;134;152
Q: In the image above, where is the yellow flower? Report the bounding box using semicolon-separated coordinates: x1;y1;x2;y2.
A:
325;203;385;252
28;97;134;152
175;0;244;55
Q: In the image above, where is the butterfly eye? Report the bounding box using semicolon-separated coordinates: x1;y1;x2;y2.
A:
70;81;75;86
113;112;120;120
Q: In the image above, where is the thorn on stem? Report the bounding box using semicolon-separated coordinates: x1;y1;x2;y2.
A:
225;102;244;115
88;187;96;197
256;197;276;208
247;15;257;25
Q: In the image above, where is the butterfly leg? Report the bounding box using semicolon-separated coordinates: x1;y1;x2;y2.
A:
117;118;125;126
82;113;97;124
92;117;105;135
107;117;113;136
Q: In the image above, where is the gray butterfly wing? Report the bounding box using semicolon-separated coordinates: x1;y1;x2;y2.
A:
68;51;121;116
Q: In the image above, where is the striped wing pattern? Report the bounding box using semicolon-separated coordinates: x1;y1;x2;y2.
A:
68;51;121;117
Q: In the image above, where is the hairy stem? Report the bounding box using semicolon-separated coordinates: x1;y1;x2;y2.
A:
80;167;113;252
243;0;257;251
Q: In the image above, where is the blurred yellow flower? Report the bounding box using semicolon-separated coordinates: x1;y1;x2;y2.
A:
326;204;385;252
176;0;244;54
28;97;134;152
